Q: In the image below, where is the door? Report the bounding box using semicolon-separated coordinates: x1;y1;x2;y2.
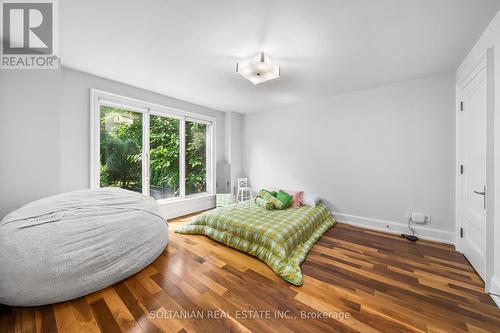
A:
461;63;487;280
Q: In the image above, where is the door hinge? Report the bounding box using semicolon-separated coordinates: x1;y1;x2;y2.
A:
460;101;464;111
460;227;463;238
460;165;464;174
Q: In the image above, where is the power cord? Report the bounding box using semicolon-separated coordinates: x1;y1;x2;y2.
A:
401;217;419;242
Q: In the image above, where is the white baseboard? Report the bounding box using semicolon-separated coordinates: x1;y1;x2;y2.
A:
332;212;455;245
159;194;215;220
491;295;500;308
489;276;500;308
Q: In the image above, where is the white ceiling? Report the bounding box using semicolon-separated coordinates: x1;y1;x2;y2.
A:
61;0;500;114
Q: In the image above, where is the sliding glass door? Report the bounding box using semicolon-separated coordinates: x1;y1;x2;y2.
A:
99;105;143;193
185;120;208;195
92;90;215;200
149;115;180;199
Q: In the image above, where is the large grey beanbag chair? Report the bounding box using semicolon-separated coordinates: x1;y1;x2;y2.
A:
0;188;168;306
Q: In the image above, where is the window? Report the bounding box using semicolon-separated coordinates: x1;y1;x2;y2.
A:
91;90;215;200
185;121;208;195
99;106;143;193
149;115;180;199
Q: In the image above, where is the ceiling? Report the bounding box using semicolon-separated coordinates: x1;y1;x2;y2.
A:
60;0;500;114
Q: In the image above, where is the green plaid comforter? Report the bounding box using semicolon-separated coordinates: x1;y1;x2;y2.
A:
175;201;336;285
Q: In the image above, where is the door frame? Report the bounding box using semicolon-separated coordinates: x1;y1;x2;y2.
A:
455;49;495;291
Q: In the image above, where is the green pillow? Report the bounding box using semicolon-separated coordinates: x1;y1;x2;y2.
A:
276;190;293;209
255;196;274;210
258;189;285;210
262;189;277;197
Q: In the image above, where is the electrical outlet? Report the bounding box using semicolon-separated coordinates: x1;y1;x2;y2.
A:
406;211;431;224
411;212;430;224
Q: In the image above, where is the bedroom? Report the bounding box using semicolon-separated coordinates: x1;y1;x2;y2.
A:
1;0;500;332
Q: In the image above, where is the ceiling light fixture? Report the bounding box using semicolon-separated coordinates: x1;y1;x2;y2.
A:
236;52;280;85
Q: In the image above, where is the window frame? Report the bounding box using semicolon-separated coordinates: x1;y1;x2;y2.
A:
90;89;216;201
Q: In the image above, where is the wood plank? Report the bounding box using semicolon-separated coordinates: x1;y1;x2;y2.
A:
89;298;123;333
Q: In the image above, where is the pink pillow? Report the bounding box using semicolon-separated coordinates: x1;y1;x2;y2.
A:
287;190;304;208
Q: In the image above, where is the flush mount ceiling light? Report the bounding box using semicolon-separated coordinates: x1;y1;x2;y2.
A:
236;52;280;85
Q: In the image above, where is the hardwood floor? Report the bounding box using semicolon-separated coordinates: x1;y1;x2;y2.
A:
1;212;500;333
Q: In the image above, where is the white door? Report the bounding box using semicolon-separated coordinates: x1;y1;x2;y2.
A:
461;64;487;281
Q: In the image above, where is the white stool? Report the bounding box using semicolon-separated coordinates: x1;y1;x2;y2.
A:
236;178;253;202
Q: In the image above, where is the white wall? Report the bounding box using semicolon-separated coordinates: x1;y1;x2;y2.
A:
456;10;500;302
60;67;227;193
0;70;61;219
243;73;455;243
224;111;244;194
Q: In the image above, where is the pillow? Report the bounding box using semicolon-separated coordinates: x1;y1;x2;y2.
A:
287;190;304;208
302;192;321;207
262;189;277;197
258;189;286;210
275;190;293;209
255;196;274;210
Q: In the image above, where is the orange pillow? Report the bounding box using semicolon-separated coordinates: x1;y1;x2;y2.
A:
287;190;304;208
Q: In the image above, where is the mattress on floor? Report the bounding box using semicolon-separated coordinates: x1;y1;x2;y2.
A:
175;201;335;285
